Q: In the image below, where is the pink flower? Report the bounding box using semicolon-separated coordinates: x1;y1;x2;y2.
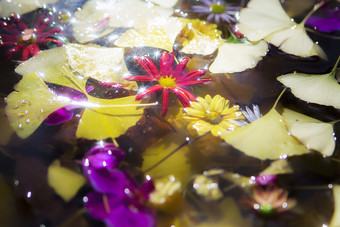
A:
0;14;65;61
125;52;211;116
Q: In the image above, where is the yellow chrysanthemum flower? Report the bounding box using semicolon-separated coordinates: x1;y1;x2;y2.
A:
183;95;244;137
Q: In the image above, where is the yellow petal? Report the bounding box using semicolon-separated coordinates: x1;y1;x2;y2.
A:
221;108;309;160
5;73;70;139
47;160;86;202
188;120;213;136
282;108;335;156
209;41;268;73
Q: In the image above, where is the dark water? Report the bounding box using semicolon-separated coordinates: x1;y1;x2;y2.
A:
0;0;340;226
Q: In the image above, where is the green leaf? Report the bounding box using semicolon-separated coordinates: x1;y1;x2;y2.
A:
282;108;335;156
47;160;86;202
221;104;309;160
209;41;268;73
76;95;145;140
238;0;326;58
277;57;340;108
5;73;70;139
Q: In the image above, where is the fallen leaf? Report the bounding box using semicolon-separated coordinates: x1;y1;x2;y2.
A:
221;93;310;160
0;0;58;17
73;0;174;43
150;0;178;8
238;0;326;58
330;185;340;227
282;108;335;156
260;159;293;175
209;40;268;73
47;160;86;202
277;57;340;108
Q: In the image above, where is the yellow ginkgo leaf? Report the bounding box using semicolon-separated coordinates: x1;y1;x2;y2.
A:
65;44;137;89
238;0;326;58
0;0;58;17
178;19;223;55
142;132;191;183
282;108;335;156
47;160;86;202
209;40;268;73
5;73;70;139
73;0;174;43
115;16;186;52
260;159;293;175
330;185;340;227
150;0;178;8
76;95;145;140
15;47;87;92
221;98;309;160
277;57;340;108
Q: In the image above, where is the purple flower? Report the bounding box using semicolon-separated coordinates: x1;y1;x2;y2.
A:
306;3;340;32
256;174;277;186
192;0;240;24
82;143;156;227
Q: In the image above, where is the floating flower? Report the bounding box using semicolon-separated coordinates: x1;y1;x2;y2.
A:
192;0;240;24
183;94;244;136
306;3;340;32
0;14;65;60
230;104;262;126
83;143;156;227
125;51;211;116
244;184;296;218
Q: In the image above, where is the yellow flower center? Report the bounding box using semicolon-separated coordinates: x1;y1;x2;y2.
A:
19;29;37;44
204;111;222;124
158;76;177;88
210;3;226;14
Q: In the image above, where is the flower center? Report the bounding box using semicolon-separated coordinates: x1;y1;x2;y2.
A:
210;3;226;14
19;29;37;44
259;204;275;217
158;76;177;88
204;111;223;124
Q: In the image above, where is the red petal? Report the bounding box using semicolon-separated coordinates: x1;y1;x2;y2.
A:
172;57;188;79
177;79;212;87
160;51;174;77
161;88;169;117
176;87;197;101
36;15;51;33
6;45;23;59
22;46;30;60
39;28;63;39
29;43;40;56
169;87;190;107
136;58;157;78
124;76;156;81
12;14;28;30
144;57;160;79
135;84;163;100
177;69;206;82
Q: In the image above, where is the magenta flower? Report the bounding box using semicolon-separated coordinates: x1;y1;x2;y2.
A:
0;14;65;60
192;0;240;24
82;143;156;227
306;3;340;32
125;51;211;116
255;174;277;186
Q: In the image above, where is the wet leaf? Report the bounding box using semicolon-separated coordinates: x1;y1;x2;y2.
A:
150;0;178;8
330;185;340;227
115;16;186;52
0;0;58;17
47;160;86;202
76;95;145;140
238;0;326;58
221;105;309;160
277;57;340;108
282;108;335;156
5;73;70;139
209;40;268;73
261;159;293;175
73;0;174;43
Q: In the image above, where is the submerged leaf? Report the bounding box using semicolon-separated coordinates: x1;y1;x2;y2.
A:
330;185;340;227
277;59;340;108
209;40;268;73
238;0;325;58
76;95;145;140
73;0;174;43
221;105;309;160
115;17;185;52
47;160;86;202
282;108;335;156
5;73;70;139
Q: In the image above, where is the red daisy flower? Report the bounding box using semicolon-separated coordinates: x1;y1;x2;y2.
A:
0;14;65;61
125;52;211;116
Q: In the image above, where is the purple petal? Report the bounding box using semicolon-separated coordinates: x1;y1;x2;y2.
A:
139;180;155;200
86;169;134;195
107;204;155;227
256;174;277;186
44;106;74;125
306;4;340;32
84;143;125;170
84;192;121;221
